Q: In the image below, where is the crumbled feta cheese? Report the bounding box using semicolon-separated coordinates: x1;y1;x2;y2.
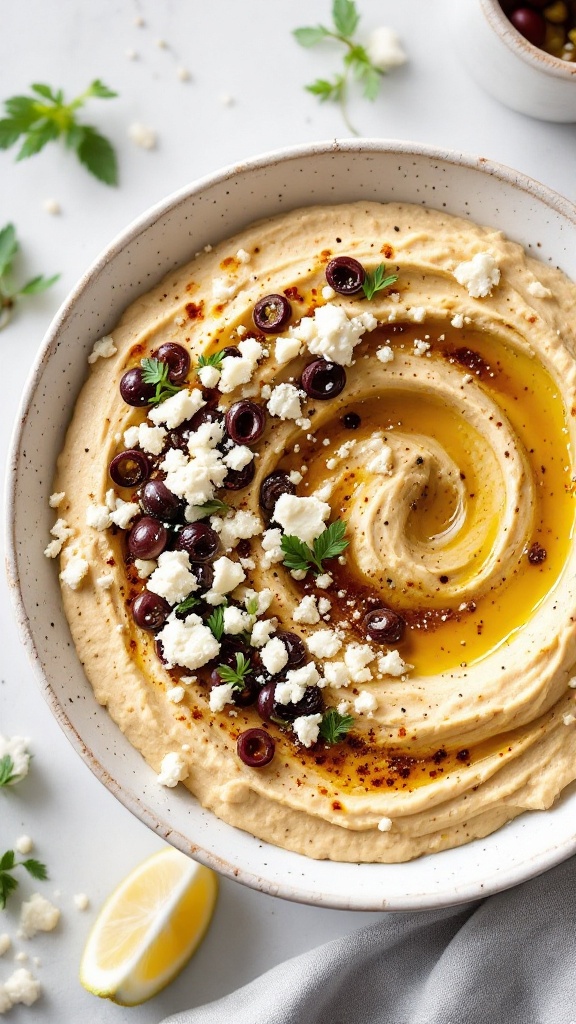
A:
96;573;114;592
0;968;41;1009
289;302;377;366
134;558;156;579
44;518;73;558
128;122;157;149
48;491;65;508
109;498;140;530
209;556;246;595
451;313;464;328
293;594;320;625
292;713;322;747
176;66;191;81
74;893;90;911
19;894;60;939
209;683;236;713
365;25;407;69
0;736;29;783
87;335;117;364
323;661;351;688
260;636;289;675
568;677;576;689
157;751;189;787
267;382;304;421
147;550;198;605
377;649;411;677
354;690;378;715
376;345;394;364
149;388;205;430
250;618;278;648
290;569;307;581
223;605;253;635
317;596;332;615
15;836;33;855
223;445;254;472
527;280;552;298
275;335;303;364
453;252;500;298
236;248;250;263
162;446;227;510
321;284;336;300
123;422;167;456
198;364;221;389
273;494;330;545
243;588;274;615
261;528;284;569
218;338;263;394
365;435;394;475
306;628;342;659
411;306;426;323
43;198;61;215
315;573;333;590
377;816;393;832
60;554;89;590
289;470;303;486
85;503;112;531
413;338;431;356
344;643;376;683
167;685;186;704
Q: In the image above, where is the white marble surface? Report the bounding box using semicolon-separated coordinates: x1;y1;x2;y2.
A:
1;1;576;1020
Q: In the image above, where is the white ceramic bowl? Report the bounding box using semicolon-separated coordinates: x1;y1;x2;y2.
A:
7;139;576;911
452;0;576;122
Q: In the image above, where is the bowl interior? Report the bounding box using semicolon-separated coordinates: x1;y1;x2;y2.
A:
8;139;576;910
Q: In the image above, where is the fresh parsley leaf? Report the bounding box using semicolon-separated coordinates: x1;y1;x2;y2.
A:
293;25;329;47
0;79;118;184
245;596;259;616
188;499;231;520
0;222;59;330
0;755;18;788
281;519;349;576
0;849;48;909
319;708;354;745
216;653;252;688
207;604;226;641
140;357;182;405
306;77;345;102
332;0;360;38
175;594;200;616
197;351;225;371
362;263;399;300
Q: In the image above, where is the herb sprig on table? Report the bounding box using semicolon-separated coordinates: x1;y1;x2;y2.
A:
0;850;48;910
0;223;59;330
0;80;118;184
281;520;349;577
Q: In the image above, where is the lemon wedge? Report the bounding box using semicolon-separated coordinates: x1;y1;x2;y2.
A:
80;846;218;1005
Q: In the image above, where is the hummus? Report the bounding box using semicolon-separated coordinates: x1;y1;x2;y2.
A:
49;202;576;863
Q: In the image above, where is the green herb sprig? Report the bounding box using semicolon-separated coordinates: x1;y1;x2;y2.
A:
0;223;58;330
196;351;225;371
174;594;200;617
280;520;349;577
188;499;231;520
362;263;398;300
294;0;387;135
206;604;226;642
319;708;354;745
0;850;48;910
215;653;252;689
245;596;259;616
140;358;182;405
0;80;118;184
0;755;19;788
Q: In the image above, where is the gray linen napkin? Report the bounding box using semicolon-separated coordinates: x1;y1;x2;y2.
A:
161;855;576;1024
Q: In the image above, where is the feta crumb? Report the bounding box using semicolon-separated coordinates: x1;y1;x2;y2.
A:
289;302;377;366
365;25;407;69
0;968;41;1009
134;558;156;579
123;422;166;456
15;836;33;856
527;279;552;298
44;518;73;558
563;712;576;726
209;556;246;595
250;618;278;648
260;636;289;675
292;713;322;748
315;573;333;590
273;494;330;546
344;643;376;683
19;894;60;939
376;345;394;364
109;498;140;530
377;816;393;832
275;335;303;364
43;198;60;215
149;388;205;429
365;434;393;475
236;248;251;263
88;334;117;364
209;683;235;713
0;736;30;782
48;491;65;508
377;649;411;677
85;503;112;531
128;122;157;149
223;606;252;635
454;252;500;298
451;313;464;328
73;893;90;911
413;338;431;356
267;382;304;421
411;306;426;323
223;445;254;472
568;677;576;689
306;628;342;659
218;338;263;393
321;285;336;300
158;614;219;671
167;685;186;704
147;550;198;605
157;751;189;787
60;554;89;590
176;66;191;81
261;528;284;569
323;661;352;688
198;364;221;389
354;690;378;715
293;594;320;625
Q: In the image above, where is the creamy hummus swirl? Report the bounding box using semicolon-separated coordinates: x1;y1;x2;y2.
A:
52;202;576;863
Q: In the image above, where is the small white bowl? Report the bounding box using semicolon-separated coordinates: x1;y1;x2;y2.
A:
452;0;576;121
7;139;576;910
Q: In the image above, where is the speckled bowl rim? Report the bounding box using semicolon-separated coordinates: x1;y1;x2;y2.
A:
481;0;576;78
6;138;576;911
